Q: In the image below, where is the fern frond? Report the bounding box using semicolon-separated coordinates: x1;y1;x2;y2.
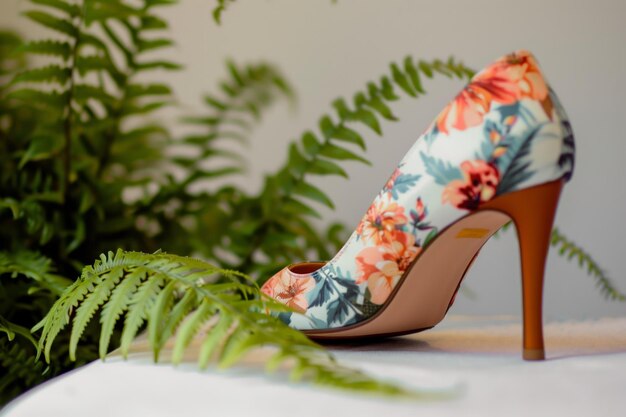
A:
551;228;626;301
19;40;72;60
31;0;81;17
0;316;38;347
119;272;162;355
24;10;78;37
35;249;430;397
84;0;142;24
7;88;67;107
69;266;124;360
98;267;145;358
153;287;198;357
171;298;215;363
35;276;94;361
0;250;71;294
12;65;71;84
212;0;236;25
147;280;177;359
178;60;293;186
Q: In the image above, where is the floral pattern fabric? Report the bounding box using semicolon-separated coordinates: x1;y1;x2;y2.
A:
261;50;575;330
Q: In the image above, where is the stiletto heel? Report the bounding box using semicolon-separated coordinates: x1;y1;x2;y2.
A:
480;180;564;360
261;50;576;360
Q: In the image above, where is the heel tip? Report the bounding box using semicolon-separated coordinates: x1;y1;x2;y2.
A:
523;349;545;361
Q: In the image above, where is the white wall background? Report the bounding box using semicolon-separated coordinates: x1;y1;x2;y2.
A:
2;0;625;320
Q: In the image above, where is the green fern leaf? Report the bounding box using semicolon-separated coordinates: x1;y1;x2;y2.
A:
148;280;177;360
0;316;38;348
75;55;122;79
292;181;334;209
120;101;170;116
73;84;115;104
404;56;425;93
37;275;94;362
363;94;397;121
213;0;236;25
287;143;309;176
281;197;321;219
309;158;348;178
12;65;71;84
377;76;400;100
119;272;163;357
84;0;140;24
24;10;77;37
69;266;123;361
318;115;337;139
98;268;145;358
217;323;254;368
0;199;21;219
135;60;182;71
301;131;322;156
418;60;434;78
137;38;173;52
126;83;171;97
140;14;168;30
319;143;371;165
31;0;81;17
550;228;626;301
390;62;416;97
198;315;232;368
431;59;454;78
7;88;66;107
19;40;71;60
331;126;366;150
352;108;382;134
171;299;214;364
155;288;198;354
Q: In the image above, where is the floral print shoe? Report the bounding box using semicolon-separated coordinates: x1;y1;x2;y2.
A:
261;50;575;360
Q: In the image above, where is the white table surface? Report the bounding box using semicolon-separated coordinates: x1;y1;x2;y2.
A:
3;315;626;417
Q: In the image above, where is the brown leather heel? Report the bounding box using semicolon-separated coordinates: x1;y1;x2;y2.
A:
479;180;564;360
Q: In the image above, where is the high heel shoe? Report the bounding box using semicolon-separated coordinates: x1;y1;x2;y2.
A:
261;50;575;360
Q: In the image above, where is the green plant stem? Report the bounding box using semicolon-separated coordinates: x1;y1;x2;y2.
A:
95;13;144;178
62;27;81;200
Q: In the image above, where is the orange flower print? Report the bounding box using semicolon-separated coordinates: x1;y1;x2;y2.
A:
501;51;554;118
356;195;408;245
356;231;420;304
442;160;500;210
434;50;551;135
498;51;548;101
384;231;421;272
261;269;315;313
435;67;519;135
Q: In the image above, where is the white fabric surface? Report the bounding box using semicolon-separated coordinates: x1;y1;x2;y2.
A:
3;315;626;417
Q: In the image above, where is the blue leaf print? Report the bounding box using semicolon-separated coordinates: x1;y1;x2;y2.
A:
335;276;360;302
386;172;421;199
496;124;544;193
326;298;361;326
420;151;463;185
308;278;334;308
495;102;520;122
